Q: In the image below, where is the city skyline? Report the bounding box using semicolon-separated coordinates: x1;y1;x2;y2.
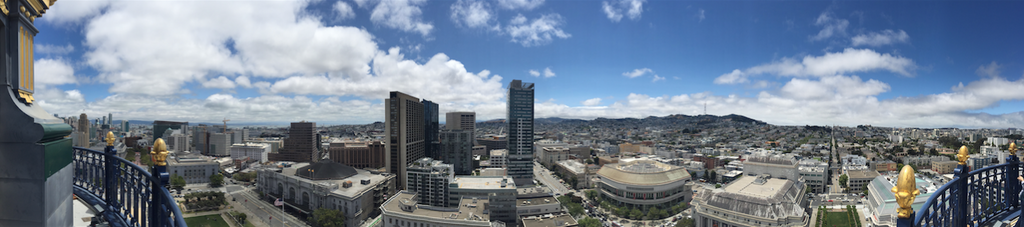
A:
32;0;1024;128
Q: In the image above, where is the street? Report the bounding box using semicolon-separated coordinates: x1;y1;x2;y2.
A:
226;184;310;227
534;161;570;195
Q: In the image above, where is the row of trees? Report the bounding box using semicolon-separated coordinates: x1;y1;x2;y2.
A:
588;189;688;221
233;171;258;182
169;173;225;190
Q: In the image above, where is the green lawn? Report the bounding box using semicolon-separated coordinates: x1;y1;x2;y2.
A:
184;214;230;227
822;211;857;227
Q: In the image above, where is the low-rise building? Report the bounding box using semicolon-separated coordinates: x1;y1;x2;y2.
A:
931;160;959;174
520;213;578;227
692;175;808;227
846;169;881;193
449;176;518;224
230;143;270;163
381;191;505;227
555;160;588;189
537;146;570;167
167;153;219;184
257;161;395;227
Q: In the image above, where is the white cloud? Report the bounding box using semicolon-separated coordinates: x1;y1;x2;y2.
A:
36;44;76;55
652;75;665;82
202;76;236;89
851;30;909;47
450;0;499;30
697;9;705;22
366;0;434;36
497;0;544;10
235;76;253;88
976;61;1001;78
714;48;916;84
35;58;77;86
601;0;645;22
529;70;540;77
39;0;113;24
543;67;556;78
810;11;849;41
582;98;602;106
506;14;571;47
334;1;356;20
623;68;653;78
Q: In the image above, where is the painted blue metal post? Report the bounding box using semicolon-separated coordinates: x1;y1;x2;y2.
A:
103;133;119;212
1006;153;1019;211
150;139;171;227
897;212;914;227
954;163;970;227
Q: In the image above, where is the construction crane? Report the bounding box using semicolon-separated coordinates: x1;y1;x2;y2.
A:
223;118;230;133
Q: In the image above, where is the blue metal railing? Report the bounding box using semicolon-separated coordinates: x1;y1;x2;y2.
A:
72;146;186;227
908;155;1022;227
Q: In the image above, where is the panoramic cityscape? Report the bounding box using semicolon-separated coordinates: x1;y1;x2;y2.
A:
3;0;1024;227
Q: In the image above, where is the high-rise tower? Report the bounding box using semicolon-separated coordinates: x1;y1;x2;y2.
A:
506;80;535;186
422;100;439;160
386;92;425;190
268;122;318;162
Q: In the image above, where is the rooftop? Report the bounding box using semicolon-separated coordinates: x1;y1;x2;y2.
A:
277;162;393;198
520;213;578;227
382;191;493;223
847;169;881;179
517;196;558;206
597;159;690;186
695;175;806;220
452;176;516;189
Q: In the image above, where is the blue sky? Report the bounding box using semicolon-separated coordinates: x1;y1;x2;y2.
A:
31;0;1024;128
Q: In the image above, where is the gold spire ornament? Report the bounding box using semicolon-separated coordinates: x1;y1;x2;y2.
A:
957;145;970;166
892;165;920;219
151;139;169;166
1010;143;1017;156
105;131;115;146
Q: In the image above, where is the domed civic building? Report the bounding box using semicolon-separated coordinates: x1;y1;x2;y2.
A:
595;159;692;211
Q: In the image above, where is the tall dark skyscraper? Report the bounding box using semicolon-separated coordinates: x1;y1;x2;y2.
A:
152;120;188;143
268;122;319;162
422;99;440;160
507;79;535;186
386;91;425;190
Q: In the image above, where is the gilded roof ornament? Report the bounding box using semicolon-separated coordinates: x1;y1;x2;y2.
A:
891;165;920;219
1010;143;1017;156
957;145;969;166
0;0;8;15
151;138;169;166
105;131;115;147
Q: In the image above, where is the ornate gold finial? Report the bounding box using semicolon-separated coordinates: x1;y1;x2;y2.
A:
891;165;920;219
957;145;970;165
1011;143;1017;156
105;131;115;146
151;138;169;166
0;0;9;15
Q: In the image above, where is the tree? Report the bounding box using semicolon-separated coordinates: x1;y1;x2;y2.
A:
715;183;722;188
839;174;849;189
567;203;585;217
676;217;695;227
170;174;186;190
648;207;663;220
586;189;599;202
616;206;630;217
209;173;225;188
312;208;346;227
708;171;717;183
578;218;601;227
629;207;643;220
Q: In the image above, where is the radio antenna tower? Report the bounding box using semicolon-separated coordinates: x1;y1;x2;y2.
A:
704;102;707;115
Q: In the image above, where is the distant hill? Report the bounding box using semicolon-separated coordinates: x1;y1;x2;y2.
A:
482;114;766;126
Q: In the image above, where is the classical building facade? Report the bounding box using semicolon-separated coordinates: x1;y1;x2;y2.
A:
692;175;809;227
257;161;395;227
